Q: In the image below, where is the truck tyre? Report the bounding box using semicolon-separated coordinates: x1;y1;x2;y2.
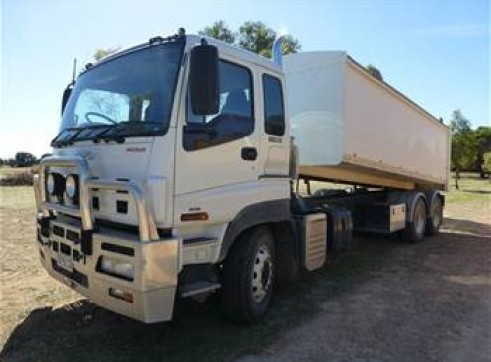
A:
402;197;427;243
426;195;443;236
221;226;275;323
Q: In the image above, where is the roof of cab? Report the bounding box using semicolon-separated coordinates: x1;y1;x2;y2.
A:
89;33;283;75
186;34;283;74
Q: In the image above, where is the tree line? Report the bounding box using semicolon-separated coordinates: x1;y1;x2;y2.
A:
0;152;47;168
450;110;491;186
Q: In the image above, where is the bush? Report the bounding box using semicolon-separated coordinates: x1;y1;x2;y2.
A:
14;152;38;167
0;170;35;186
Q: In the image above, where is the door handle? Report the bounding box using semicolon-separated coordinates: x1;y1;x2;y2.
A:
241;147;258;161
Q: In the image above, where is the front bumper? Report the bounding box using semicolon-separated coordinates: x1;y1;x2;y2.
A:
34;156;179;323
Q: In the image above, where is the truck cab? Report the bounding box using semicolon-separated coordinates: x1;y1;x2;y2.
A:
35;32;294;323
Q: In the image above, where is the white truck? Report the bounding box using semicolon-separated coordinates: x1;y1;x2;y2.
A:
34;29;450;323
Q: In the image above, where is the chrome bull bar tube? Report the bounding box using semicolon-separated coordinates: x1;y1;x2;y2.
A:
33;174;42;213
37;156;158;242
39;156;92;229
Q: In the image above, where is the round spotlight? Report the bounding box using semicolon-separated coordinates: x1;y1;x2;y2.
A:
47;174;55;195
65;174;78;200
46;172;65;196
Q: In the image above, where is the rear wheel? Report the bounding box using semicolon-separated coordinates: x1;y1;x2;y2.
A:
426;195;443;236
221;227;275;323
402;197;427;243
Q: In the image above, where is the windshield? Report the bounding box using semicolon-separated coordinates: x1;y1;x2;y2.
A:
60;41;184;139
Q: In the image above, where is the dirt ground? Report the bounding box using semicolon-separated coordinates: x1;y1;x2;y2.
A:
0;175;490;362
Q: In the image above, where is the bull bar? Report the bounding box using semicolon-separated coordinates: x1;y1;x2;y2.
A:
35;155;159;242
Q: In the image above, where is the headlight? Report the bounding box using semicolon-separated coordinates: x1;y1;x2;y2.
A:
99;256;134;281
65;174;79;200
47;174;55;194
46;173;64;196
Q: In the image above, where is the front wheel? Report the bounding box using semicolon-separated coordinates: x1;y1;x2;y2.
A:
221;226;275;323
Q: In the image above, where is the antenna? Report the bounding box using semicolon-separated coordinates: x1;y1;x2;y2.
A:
71;58;77;85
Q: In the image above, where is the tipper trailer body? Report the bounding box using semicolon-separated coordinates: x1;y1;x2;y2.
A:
33;31;450;323
285;51;450;191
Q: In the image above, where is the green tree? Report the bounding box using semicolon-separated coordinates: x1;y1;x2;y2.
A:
199;20;301;58
450;109;472;133
449;110;478;189
14;152;37;167
366;64;383;81
199;21;236;43
238;21;300;57
94;47;120;61
474;126;491;177
238;21;275;56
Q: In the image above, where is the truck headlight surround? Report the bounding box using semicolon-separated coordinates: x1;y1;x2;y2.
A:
98;256;134;281
65;174;79;202
46;173;65;196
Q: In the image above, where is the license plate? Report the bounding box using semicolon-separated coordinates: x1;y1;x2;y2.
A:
57;253;73;272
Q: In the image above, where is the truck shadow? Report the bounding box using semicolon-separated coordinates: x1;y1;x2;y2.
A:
462;189;491;195
443;217;491;237
1;242;392;362
2;218;489;362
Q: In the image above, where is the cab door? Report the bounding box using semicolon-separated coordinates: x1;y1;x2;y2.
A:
174;56;261;222
260;73;289;177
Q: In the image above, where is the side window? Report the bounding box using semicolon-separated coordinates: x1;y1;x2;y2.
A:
263;74;285;136
184;60;254;151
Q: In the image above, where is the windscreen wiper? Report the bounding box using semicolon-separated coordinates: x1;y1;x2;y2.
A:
93;121;162;143
51;128;82;148
51;124;113;147
92;121;138;144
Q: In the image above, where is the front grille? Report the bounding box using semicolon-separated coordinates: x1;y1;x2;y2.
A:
101;242;135;256
60;242;71;255
53;225;65;237
51;259;88;287
73;250;82;262
66;230;80;244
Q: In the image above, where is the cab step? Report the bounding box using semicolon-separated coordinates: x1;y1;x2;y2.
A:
179;281;221;298
182;237;219;265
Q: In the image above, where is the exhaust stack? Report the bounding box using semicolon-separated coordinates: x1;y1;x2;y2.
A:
272;35;286;67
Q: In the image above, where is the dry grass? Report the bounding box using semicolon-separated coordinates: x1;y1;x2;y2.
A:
0;172;34;186
0;187;81;343
0;167;38;186
445;173;491;225
0;166;34;176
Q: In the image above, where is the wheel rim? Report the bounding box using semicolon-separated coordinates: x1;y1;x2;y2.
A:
414;201;426;236
431;198;443;229
251;245;273;303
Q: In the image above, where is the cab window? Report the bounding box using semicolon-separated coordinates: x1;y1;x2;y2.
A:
184;60;254;151
263;74;285;136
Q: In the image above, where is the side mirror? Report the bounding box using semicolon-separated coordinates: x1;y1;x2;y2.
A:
189;42;219;115
61;84;73;115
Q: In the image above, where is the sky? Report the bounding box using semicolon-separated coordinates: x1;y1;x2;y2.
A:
1;0;489;158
